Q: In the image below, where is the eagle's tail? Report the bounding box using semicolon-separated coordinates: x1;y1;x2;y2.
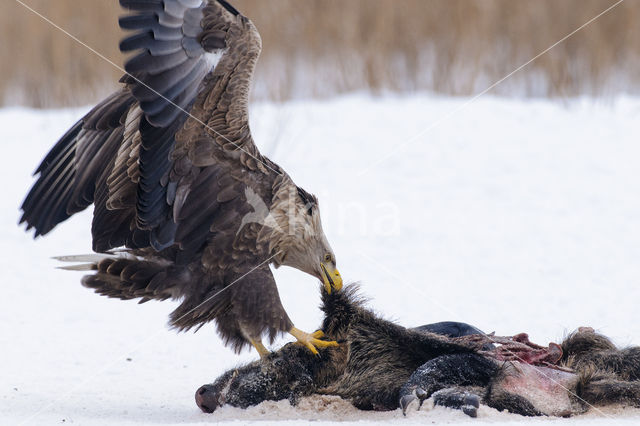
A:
57;254;186;304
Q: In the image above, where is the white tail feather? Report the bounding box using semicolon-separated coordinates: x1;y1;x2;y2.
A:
53;254;117;263
53;253;126;272
57;263;96;271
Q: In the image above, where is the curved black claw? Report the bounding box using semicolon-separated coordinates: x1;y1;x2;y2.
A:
400;387;429;415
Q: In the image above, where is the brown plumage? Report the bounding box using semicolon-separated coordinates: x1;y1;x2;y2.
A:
20;0;342;355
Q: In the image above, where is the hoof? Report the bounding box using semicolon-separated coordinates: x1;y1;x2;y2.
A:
462;405;478;418
400;387;429;415
462;394;480;418
400;394;418;415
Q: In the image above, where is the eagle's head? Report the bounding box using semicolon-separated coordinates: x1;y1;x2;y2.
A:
267;185;342;294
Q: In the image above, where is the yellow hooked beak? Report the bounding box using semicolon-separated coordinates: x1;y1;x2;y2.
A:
320;262;343;294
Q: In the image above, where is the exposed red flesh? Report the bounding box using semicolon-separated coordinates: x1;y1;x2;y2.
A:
455;333;569;371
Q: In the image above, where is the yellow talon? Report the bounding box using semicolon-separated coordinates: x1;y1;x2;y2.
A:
290;327;339;355
310;329;326;339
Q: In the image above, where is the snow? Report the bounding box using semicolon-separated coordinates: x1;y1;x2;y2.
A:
1;94;640;425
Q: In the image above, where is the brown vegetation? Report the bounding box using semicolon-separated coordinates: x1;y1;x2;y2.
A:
2;0;639;107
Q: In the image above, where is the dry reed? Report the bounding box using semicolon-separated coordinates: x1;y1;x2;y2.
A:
1;0;639;107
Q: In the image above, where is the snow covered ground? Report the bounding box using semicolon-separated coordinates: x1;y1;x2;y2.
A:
1;94;640;425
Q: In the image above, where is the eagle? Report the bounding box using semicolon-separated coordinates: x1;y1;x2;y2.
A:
20;0;343;357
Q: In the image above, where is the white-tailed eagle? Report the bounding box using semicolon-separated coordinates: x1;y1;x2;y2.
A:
20;0;342;356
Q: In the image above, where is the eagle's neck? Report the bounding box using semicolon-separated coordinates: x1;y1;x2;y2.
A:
262;175;309;268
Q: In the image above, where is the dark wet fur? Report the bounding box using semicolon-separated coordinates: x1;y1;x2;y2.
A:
564;329;640;409
196;284;474;411
403;328;640;417
196;285;640;417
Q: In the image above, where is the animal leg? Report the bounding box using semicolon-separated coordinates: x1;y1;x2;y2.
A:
432;387;483;418
399;353;499;416
250;339;270;359
289;327;338;355
239;322;272;359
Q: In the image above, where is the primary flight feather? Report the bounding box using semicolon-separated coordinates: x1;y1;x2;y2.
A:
20;0;342;356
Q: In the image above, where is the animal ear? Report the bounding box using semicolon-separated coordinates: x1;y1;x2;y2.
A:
296;187;316;215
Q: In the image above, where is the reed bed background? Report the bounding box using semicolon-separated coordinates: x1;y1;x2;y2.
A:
2;0;639;107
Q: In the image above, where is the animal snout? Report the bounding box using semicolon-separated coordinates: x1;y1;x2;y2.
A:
195;384;219;413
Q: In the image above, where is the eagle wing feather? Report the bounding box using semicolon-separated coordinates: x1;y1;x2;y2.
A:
21;0;293;352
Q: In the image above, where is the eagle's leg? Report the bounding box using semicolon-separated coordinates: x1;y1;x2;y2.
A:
250;339;270;359
289;327;339;355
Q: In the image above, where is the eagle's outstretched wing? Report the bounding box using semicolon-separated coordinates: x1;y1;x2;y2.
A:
20;90;136;237
21;0;276;254
21;0;340;355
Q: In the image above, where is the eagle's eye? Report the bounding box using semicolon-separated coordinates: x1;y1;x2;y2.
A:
324;253;332;263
